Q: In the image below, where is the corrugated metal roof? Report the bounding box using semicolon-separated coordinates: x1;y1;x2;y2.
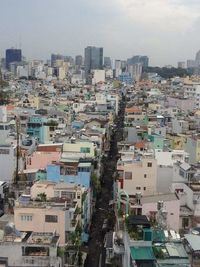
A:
185;234;200;251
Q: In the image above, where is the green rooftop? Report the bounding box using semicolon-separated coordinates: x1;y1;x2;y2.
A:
130;246;155;261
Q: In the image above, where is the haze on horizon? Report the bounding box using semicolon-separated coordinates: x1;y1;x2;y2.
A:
0;0;200;66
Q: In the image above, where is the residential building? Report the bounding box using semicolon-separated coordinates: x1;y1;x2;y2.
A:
0;231;61;267
92;69;105;85
14;194;80;245
185;135;200;163
141;193;180;231
117;155;157;196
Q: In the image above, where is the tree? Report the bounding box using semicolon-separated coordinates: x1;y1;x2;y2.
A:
0;89;10;105
36;192;47;202
91;172;101;192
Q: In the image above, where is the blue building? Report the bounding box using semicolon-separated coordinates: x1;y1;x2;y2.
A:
71;120;84;129
6;48;22;70
47;162;92;189
27;116;58;143
118;72;133;84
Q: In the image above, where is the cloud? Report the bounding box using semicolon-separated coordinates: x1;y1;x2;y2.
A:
0;0;200;66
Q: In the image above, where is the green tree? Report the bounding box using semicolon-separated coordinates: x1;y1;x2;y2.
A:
36;192;47;202
91;172;101;192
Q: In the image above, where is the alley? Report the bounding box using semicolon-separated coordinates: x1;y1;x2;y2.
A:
84;95;126;267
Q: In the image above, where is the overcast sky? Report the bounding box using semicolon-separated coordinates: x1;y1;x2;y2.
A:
0;0;200;66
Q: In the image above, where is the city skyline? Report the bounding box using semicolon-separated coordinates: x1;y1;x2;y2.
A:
1;0;200;66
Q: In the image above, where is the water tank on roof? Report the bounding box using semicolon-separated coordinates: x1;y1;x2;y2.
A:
4;223;21;237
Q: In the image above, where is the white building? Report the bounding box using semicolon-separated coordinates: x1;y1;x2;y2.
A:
92;69;105;85
184;78;200;109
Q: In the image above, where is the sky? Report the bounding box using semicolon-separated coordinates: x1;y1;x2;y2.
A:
0;0;200;66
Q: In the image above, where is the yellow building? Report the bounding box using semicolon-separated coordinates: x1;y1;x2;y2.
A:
167;134;187;150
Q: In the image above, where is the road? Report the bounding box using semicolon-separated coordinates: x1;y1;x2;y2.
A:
84;95;126;267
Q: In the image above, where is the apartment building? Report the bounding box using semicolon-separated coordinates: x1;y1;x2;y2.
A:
14;194;80;245
117;155;157;196
0;231;61;267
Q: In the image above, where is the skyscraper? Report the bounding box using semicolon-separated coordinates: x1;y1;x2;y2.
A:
5;48;22;70
177;61;186;69
104;57;112;68
187;60;195;69
84;46;103;84
127;55;149;68
51;54;64;67
75;55;83;66
195;50;200;67
140;56;149;68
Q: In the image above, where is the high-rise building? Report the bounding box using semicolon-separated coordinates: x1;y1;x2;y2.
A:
84;46;103;84
196;50;200;67
140;56;149;68
187;60;195;69
127;55;149;68
128;63;143;81
51;54;64;67
177;61;186;69
5;48;22;70
75;55;83;66
104;57;112;68
114;60;122;78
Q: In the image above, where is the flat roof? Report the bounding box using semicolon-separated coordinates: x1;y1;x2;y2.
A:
54;183;81;190
141;193;178;204
185;234;200;251
130;246;155;260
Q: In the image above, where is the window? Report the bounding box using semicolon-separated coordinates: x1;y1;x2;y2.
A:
0;149;9;155
144;187;146;191
80;147;90;153
125;172;132;180
45;215;58;223
136;186;141;190
147;162;152;167
144;174;147;178
21;215;32;221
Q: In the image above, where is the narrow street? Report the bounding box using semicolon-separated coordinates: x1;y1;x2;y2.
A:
84;95;126;267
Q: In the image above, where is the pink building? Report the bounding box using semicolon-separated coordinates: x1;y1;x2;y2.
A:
167;97;195;112
141;193;180;231
14;197;79;245
26;151;61;170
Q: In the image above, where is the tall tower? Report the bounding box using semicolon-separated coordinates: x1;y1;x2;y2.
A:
195;50;200;67
84;46;103;84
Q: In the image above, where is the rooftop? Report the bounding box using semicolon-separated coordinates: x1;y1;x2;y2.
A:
130;246;155;261
141;193;178;204
184;234;200;251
